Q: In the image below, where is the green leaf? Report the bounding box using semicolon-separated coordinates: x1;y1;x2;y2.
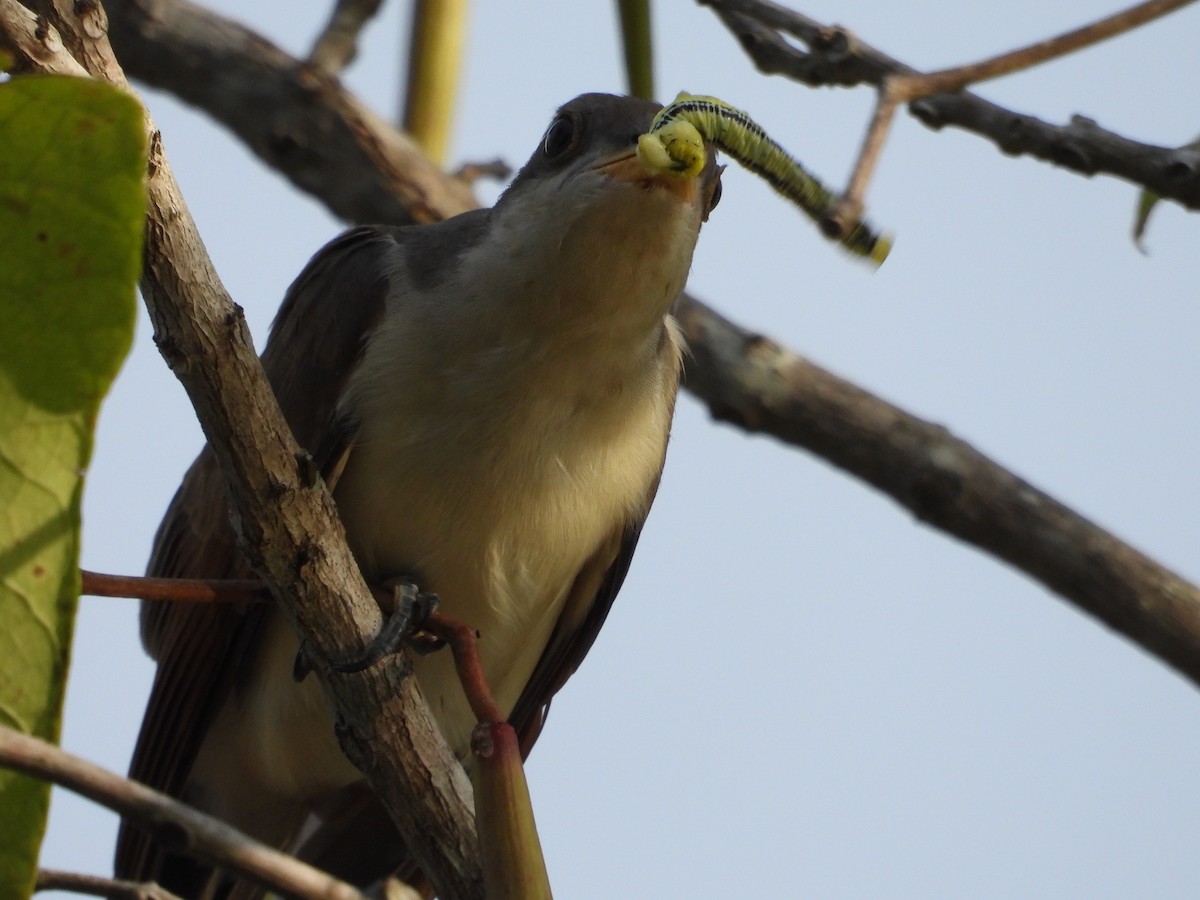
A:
1132;187;1161;254
0;76;144;900
1132;133;1200;253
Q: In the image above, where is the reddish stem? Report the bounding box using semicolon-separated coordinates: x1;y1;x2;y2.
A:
81;569;267;603
79;569;505;728
423;613;505;726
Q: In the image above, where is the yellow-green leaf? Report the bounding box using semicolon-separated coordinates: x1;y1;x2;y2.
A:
0;75;145;900
1132;133;1200;253
1132;188;1161;254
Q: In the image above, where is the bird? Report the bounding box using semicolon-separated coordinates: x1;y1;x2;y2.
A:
114;92;722;898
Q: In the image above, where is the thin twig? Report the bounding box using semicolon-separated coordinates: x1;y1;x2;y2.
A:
36;869;183;900
453;157;513;185
0;727;368;900
424;614;505;726
829;0;1196;229
307;0;383;75
81;570;266;603
892;0;1197;100
100;0;477;225
79;569;508;732
820;91;896;239
701;0;1200;216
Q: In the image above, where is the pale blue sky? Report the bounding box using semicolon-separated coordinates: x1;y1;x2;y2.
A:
40;2;1200;897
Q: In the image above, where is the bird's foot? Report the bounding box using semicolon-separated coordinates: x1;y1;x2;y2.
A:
292;578;441;681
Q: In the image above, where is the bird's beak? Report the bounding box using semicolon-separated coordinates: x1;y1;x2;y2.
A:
592;149;701;206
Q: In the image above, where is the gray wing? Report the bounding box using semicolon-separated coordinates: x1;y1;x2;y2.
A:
115;224;420;881
508;455;672;756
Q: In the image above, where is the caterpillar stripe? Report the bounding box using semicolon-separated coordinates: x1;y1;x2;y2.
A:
638;92;892;267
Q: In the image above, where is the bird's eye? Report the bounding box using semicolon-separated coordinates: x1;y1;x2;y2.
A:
708;178;723;212
703;170;724;220
542;114;576;159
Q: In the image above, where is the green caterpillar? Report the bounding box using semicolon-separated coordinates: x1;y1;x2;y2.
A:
638;92;892;267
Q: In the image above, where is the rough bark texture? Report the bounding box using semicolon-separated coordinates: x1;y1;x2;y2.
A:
0;726;379;900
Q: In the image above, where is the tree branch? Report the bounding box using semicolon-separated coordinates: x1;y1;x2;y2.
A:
1;4;482;897
833;0;1196;233
37;869;183;900
887;0;1196;99
81;569;266;603
0;727;371;900
101;0;475;225
91;0;1200;687
307;0;383;75
700;0;1200;211
674;296;1200;688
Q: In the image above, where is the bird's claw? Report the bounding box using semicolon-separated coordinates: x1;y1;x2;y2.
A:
292;579;441;681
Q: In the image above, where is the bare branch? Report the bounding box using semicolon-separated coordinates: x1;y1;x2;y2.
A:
424;615;506;727
0;727;367;900
821;92;897;239
100;0;476;225
910;98;1200;200
675;296;1200;688
828;0;1197;230
700;0;1200;212
81;569;266;603
0;0;89;76
79;570;507;725
0;4;482;896
701;0;907;85
36;869;184;900
890;0;1197;98
307;0;383;75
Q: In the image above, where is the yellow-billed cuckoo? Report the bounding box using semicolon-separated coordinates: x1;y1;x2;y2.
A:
114;93;722;897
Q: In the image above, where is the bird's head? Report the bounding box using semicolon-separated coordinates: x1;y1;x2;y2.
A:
491;93;722;326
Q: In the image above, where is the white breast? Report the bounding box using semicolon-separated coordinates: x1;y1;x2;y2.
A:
332;308;679;755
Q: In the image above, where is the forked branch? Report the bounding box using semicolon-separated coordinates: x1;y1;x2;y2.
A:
702;0;1200;228
830;0;1196;233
